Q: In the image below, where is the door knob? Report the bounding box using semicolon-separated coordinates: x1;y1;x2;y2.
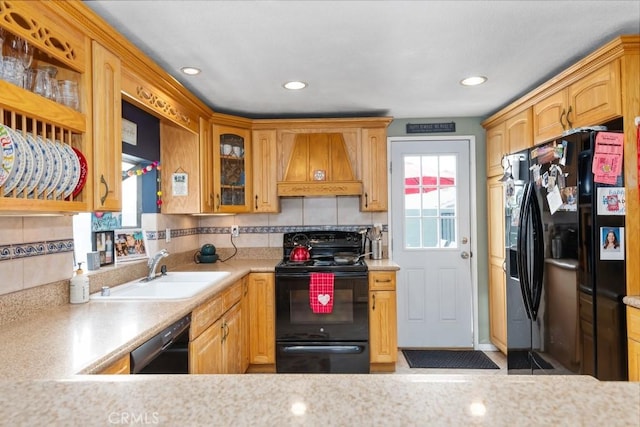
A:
461;237;468;244
460;251;470;259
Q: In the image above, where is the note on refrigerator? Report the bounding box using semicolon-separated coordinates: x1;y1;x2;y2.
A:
547;185;563;214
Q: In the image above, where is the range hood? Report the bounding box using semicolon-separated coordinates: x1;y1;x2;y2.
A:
277;133;362;196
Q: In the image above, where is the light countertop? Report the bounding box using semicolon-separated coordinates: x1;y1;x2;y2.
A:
2;258;638;426
1;374;638;426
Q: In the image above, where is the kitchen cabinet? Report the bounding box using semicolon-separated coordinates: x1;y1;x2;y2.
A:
247;273;276;372
360;127;388;211
211;122;252;213
91;41;122;212
0;2;92;213
97;354;130;375
485;108;533;177
251;129;279;213
199;116;215;213
159;122;200;213
189;280;245;374
628;306;640;382
240;276;250;373
533;61;621;145
369;271;397;372
486;122;507;177
487;179;507;354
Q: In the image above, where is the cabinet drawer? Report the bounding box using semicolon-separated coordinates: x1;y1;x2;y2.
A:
222;281;242;312
369;271;396;291
628;307;640;342
191;296;223;339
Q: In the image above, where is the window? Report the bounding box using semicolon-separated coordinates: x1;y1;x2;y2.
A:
403;154;458;249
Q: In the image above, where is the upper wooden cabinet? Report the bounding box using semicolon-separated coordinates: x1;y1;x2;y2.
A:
251;129;279;213
91;41;122;212
361;127;388;211
0;1;93;213
211;123;252;213
533;61;621;145
486;122;507;178
486;108;533;178
159;122;200;214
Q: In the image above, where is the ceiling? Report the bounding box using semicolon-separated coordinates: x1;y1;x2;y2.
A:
84;1;640;120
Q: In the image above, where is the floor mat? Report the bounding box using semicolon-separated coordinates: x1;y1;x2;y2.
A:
402;350;500;369
507;350;554;370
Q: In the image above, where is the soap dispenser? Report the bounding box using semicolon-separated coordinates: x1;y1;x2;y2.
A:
70;262;89;304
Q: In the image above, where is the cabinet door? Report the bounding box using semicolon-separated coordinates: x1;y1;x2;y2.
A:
160;122;200;213
533;90;568;145
505;108;532;154
92;41;122;211
241;277;250;373
252;129;279;212
628;339;640;382
222;303;243;374
361;127;388;211
369;290;397;365
568;61;621;128
487;180;507;353
189;318;223;374
486;122;507;177
199;117;215;213
248;273;275;365
98;354;130;375
212;124;252;213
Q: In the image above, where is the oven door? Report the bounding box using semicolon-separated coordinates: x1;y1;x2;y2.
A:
275;272;369;342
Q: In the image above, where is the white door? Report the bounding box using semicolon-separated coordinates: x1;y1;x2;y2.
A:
391;137;473;348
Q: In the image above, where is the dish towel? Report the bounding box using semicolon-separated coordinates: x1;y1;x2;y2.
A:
309;272;334;314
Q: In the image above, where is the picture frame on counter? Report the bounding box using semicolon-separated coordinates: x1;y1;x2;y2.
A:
93;231;115;266
114;228;148;263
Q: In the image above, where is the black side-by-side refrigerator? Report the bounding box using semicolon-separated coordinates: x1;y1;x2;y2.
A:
504;127;627;380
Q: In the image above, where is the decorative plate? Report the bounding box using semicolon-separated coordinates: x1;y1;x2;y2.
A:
2;126;27;196
22;133;45;197
0;124;17;189
60;143;80;198
34;136;54;198
52;141;72;199
71;147;88;198
43;137;62;198
6;129;35;196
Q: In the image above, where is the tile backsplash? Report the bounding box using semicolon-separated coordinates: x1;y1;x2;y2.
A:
0;195;388;323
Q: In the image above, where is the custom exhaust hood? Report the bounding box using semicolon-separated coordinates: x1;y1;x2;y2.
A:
277;133;362;197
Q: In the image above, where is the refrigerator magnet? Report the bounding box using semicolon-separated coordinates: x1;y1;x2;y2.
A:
600;227;624;261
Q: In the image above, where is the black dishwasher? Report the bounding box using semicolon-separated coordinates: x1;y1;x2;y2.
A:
130;314;191;374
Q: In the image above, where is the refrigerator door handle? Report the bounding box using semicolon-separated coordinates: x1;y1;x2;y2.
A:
517;182;534;320
529;183;545;321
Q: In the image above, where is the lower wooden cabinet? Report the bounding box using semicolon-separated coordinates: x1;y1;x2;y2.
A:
189;280;245;374
98;354;130;375
247;273;276;372
369;271;398;372
627;306;640;381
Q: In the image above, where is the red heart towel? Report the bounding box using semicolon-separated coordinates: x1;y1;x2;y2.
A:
309;272;334;314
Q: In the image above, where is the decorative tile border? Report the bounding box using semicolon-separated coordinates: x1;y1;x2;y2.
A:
0;239;74;261
148;224;388;240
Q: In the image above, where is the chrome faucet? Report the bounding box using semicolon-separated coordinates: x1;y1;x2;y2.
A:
146;249;169;281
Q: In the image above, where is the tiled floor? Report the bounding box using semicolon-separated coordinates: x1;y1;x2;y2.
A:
394;350;508;375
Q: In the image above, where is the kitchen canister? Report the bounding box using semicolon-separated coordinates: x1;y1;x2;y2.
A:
70;263;89;304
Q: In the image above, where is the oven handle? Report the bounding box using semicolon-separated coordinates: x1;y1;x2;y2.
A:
276;272;368;279
281;345;364;354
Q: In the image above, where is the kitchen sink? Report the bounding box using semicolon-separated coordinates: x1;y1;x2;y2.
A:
90;271;231;300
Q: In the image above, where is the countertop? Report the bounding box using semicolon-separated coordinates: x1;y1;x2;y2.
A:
3;258;638;426
1;374;638;426
624;295;640;309
0;258;399;380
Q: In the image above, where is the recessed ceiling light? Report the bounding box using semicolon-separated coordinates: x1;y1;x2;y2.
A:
181;67;201;76
460;76;487;86
283;81;307;90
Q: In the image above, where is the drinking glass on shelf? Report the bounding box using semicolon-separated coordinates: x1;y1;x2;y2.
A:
33;65;58;100
58;80;79;110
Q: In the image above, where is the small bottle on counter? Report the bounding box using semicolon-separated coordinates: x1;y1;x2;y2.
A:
70;262;90;304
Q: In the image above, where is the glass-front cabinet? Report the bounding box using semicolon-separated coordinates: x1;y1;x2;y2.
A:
211;123;252;213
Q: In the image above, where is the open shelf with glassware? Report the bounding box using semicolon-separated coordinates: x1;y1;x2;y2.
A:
0;3;90;213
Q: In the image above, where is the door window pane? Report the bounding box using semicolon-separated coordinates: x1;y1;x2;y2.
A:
403;154;458;249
